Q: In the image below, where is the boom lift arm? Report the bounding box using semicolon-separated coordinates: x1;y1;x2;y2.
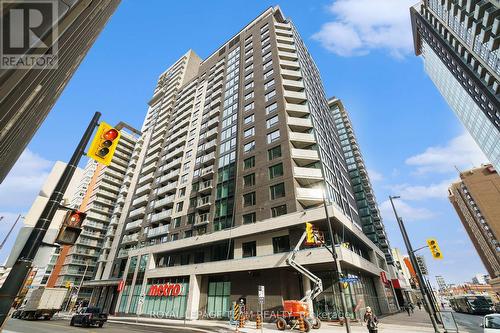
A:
286;231;323;302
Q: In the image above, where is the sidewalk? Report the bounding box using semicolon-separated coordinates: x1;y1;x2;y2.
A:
109;311;437;333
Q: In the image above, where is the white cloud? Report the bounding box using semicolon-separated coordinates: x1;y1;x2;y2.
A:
367;168;383;182
380;199;435;222
312;0;415;58
0;149;53;211
405;132;488;175
390;178;455;201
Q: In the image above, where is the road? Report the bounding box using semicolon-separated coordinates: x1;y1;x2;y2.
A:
3;318;228;333
453;312;483;333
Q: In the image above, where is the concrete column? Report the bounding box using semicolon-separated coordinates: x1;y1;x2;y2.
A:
185;274;201;320
373;275;391;315
302;277;314;317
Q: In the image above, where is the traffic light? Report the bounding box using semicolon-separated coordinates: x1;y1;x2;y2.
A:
55;210;86;245
87;122;121;166
305;222;315;245
65;281;71;289
427;238;443;260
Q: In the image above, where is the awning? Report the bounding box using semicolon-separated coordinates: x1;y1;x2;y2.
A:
82;279;121;287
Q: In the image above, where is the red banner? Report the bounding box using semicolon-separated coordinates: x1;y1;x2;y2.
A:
117;280;124;292
380;271;389;285
148;283;182;297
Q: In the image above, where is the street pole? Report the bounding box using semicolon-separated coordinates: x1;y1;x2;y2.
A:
323;193;351;333
0;112;101;327
389;196;440;333
0;214;23;250
73;262;89;312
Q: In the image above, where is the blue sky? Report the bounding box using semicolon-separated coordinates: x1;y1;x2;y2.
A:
0;0;489;285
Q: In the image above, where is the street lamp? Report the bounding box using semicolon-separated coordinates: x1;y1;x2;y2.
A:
388;196;440;333
322;188;351;333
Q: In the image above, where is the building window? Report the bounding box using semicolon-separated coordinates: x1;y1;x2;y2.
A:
243;173;255;187
185;230;192;238
244;127;255;138
176;201;184;212
194;251;204;263
273;235;290;253
187;213;195;224
171;233;179;241
244;141;256;153
245;91;254;101
173;217;181;228
264;79;275;90
266;115;279;128
271;204;287;217
267;130;280;144
268;145;281;160
244;156;255;169
245;81;254;90
265;102;277;114
269;163;283;179
178;187;186;197
244;114;254;125
243;212;256;224
270;183;285;199
242;241;257;258
264;69;274;79
244;102;254;111
265;90;276;102
181;174;189;184
263;60;272;70
243;192;256;207
245;72;253;81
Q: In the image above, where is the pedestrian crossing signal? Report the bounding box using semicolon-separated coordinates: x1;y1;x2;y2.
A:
87;122;121;166
427;238;443;260
305;223;315;245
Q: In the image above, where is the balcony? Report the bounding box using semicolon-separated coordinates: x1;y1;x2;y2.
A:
132;194;148;207
200;166;214;179
160;157;182;173
137;172;154;186
129;206;146;219
147;225;170;238
196;196;212;210
296;187;323;207
135;183;151;196
84;221;106;230
293;167;323;186
201;152;216;166
117;248;129;258
281;69;301;80
154;195;175;209
156;182;178;196
277;42;296;53
125;219;142;231
122;233;139;244
289;131;316;148
157;170;180;184
285;103;310;117
287;116;312;132
284;90;307;103
196;213;210;226
280;59;300;71
291;148;320;166
278;50;298;61
276;35;294;44
198;180;213;194
151;209;172;223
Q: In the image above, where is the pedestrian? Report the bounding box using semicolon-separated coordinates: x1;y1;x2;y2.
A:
405;303;411;316
416;300;422;310
364;306;378;333
409;302;415;313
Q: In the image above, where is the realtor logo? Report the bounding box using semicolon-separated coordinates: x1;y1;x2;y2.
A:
0;0;58;69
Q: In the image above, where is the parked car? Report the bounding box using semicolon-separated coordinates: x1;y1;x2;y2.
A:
481;313;500;332
70;307;107;328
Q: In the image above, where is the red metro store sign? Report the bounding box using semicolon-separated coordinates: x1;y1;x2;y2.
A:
148;283;182;297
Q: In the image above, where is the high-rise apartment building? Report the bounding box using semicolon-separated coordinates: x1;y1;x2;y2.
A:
0;0;122;183
87;6;397;318
4;161;83;282
329;98;394;265
448;164;500;292
410;0;500;171
47;128;139;301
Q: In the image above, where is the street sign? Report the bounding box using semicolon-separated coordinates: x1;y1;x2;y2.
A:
258;285;265;304
340;277;360;283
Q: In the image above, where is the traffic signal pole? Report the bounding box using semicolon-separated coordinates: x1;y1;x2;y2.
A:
0;112;101;328
388;196;440;333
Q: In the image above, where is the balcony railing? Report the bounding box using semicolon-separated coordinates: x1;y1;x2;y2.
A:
147;225;170;238
125;220;142;231
151;209;172;223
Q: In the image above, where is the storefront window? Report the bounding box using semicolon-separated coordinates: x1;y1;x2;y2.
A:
207;277;231;318
142;277;189;318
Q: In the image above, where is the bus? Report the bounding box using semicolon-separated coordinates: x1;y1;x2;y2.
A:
449;295;495;315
